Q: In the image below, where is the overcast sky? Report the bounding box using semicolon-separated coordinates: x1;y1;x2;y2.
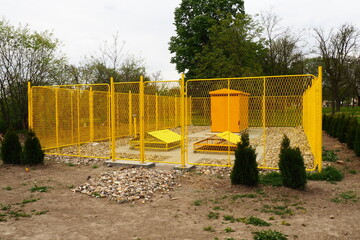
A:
1;0;359;79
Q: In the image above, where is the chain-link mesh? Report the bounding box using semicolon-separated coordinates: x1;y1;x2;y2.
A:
30;72;322;171
31;84;110;159
186;75;321;170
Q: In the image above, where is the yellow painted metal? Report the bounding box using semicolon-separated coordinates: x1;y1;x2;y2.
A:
29;70;322;171
262;77;267;163
155;93;159;130
55;88;59;150
147;129;181;143
209;88;250;132
139;75;145;163
133;117;137;137
111;77;116;160
76;89;81;155
216;131;241;144
128;90;132;136
89;87;94;142
180;73;185;167
27;81;32;129
318;66;323;171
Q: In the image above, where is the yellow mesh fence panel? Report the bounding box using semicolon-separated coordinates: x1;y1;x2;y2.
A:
29;71;322;171
141;80;182;164
113;82;140;161
186;74;321;170
31;84;110;159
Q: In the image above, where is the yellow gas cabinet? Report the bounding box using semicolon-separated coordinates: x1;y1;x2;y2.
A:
209;89;249;133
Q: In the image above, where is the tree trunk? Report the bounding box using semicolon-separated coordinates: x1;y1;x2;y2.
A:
331;99;336;115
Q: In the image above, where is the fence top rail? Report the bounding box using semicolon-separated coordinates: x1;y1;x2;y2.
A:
144;80;180;84
32;83;110;88
186;74;316;83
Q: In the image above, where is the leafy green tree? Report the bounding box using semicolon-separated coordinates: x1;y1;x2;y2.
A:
169;0;244;79
193;14;266;79
314;24;360;114
260;11;305;75
0;19;66;129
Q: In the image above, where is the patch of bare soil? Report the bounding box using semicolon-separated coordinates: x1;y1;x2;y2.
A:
0;132;359;240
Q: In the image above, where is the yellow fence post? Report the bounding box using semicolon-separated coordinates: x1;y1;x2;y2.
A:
27;81;32;129
55;88;59;151
77;90;81;155
89;87;94;142
180;73;185;167
155;93;159;130
70;91;74;144
110;77;116;161
128;90;132;136
175;96;178;127
189;96;192;125
139;75;145;163
318;66;323;172
227;79;231;166
262;77;267;162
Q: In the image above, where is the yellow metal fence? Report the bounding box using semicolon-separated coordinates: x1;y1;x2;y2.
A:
29;68;322;171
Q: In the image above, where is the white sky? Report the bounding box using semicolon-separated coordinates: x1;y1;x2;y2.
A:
1;0;359;79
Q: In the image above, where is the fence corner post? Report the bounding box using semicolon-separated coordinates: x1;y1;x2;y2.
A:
180;73;186;167
139;75;145;163
27;81;32;130
318;66;323;172
110;77;116;161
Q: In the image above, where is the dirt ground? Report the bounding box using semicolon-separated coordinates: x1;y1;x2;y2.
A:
0;132;359;240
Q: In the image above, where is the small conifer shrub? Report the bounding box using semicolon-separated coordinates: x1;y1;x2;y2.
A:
326;115;333;135
278;135;307;190
354;125;360;157
230;132;258;186
22;130;44;165
336;115;347;143
1;130;22;164
347;117;358;150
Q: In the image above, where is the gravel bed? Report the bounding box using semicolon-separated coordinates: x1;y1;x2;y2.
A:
46;155;104;165
73;168;184;203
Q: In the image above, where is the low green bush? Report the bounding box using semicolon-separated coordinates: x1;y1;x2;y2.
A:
259;172;283;187
21;130;44;165
354;125;360;157
346;117;358;150
1;130;21;164
253;229;288;240
337;115;348;143
307;166;344;181
330;116;339;137
230;132;258;186
278;135;307;190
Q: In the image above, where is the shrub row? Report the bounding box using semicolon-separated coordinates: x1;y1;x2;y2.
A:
323;114;360;156
1;130;44;165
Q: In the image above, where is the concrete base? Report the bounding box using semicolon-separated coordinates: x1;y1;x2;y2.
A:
173;164;196;171
104;160;155;168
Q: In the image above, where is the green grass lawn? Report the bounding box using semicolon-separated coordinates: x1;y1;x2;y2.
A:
323;106;360;123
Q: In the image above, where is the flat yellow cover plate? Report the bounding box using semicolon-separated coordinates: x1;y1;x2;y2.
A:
216;131;241;144
147;129;181;143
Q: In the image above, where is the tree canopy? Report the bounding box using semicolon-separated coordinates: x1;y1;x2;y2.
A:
169;0;244;79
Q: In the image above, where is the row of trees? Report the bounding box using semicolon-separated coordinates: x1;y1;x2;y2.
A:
169;0;360;114
0;20;155;130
